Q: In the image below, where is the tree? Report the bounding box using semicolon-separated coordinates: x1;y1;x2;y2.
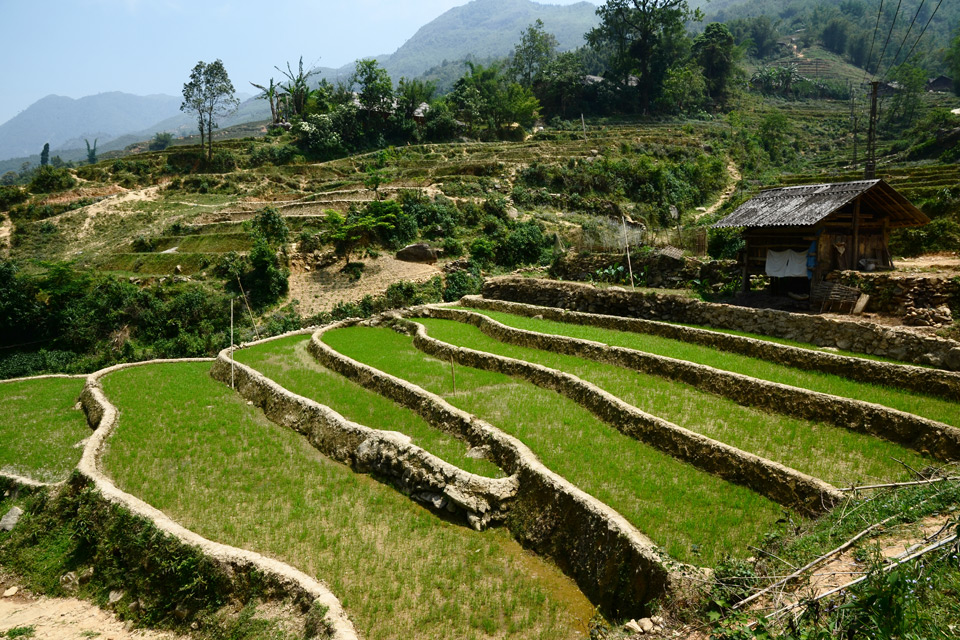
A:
85;138;97;165
180;59;239;161
353;59;394;114
40;143;50;167
250;78;282;124
396;77;435;120
537;51;588;118
693;22;739;107
276;57;320;118
821;18;849;55
149;132;174;151
948;27;960;97
510;19;559;87
587;0;698;113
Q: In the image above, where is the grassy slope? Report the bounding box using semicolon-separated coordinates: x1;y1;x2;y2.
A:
0;377;89;482
234;334;502;477
101;362;591;640
322;326;787;566
464;309;960;428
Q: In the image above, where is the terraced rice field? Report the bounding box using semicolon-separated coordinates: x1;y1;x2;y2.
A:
459;307;960;428
0;377;88;482
414;315;930;487
322;325;788;565
100;361;591;640
234;334;501;477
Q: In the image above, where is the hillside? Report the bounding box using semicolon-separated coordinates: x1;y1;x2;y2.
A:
382;0;600;80
0;92;182;161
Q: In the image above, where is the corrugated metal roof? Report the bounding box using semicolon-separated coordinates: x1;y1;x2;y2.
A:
714;180;881;228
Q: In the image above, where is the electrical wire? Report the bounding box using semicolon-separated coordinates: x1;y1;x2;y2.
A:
898;0;945;74
884;0;926;76
864;0;885;82
873;0;904;75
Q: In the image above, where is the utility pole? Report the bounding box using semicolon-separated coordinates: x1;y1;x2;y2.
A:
865;81;879;179
850;84;859;169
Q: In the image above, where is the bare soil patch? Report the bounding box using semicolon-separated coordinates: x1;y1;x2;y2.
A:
288;254;440;317
0;574;182;640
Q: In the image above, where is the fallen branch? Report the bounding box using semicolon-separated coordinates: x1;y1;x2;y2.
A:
764;534;958;624
839;476;960;492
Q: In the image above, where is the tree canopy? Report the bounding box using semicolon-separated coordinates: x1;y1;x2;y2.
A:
181;59;240;161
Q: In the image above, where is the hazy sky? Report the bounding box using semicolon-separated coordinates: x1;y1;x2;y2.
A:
0;0;602;124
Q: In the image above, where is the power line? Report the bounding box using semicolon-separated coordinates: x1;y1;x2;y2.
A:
884;0;926;76
898;0;945;72
864;0;886;81
873;0;904;75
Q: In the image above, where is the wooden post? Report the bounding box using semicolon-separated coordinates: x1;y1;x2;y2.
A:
852;197;861;270
622;216;635;289
230;299;234;389
741;236;750;293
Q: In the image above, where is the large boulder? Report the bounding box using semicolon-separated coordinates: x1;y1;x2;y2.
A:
396;243;438;264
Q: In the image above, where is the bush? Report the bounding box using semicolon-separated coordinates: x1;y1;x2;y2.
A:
443;267;483;301
442;237;464;258
368;200;417;248
469;237;496;266
0;185;27;210
249;207;289;245
496;220;551;267
28;166;76;194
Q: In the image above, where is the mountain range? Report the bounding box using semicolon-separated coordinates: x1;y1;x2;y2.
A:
0;0;599;166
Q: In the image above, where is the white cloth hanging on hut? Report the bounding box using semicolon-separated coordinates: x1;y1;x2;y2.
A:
765;249;808;278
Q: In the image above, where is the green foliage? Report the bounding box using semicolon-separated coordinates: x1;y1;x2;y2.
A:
149;132;174;151
496;220;552;267
693;22;739;107
40;143;50;167
0;260;235;376
181;59;240;161
367;199;416;248
245;238;289;309
85;138;97;165
442;264;483;302
402;195;461;239
249;207;289;246
4;626;36;638
0;184;27;209
469;237;496;266
247;143;297;167
708;227;745;260
890;217;960;257
509;19;558;87
28;165;76;194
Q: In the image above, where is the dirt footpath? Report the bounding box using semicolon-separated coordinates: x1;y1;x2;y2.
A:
0;584;181;640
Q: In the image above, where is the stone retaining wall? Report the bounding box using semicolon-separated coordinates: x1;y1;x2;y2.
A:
550;252;739;291
78;359;358;640
210;340;517;531
434;305;960;461
308;320;678;619
481;277;960;370
827;270;960;316
461;295;960;402
403;315;843;516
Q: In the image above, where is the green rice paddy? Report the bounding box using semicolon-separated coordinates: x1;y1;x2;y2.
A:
0;377;89;482
234;334;501;476
101;362;590;640
322;326;788;565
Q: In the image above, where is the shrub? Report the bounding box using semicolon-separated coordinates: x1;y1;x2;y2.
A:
496;220;551;267
28;166;76;194
469;237;496;266
442;237;464;258
368;200;417;248
442;267;483;301
249;207;289;245
0;185;27;210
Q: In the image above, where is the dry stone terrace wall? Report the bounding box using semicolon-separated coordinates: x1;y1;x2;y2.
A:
550;251;739;290
308;320;678;620
827;270;960;315
481;277;960;372
462;295;960;402
210;338;518;531
427;306;960;462
402;315;844;517
77;360;359;640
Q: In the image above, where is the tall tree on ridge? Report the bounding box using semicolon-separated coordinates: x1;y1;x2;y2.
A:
181;59;239;161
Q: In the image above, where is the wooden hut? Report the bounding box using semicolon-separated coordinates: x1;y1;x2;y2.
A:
713;180;929;292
